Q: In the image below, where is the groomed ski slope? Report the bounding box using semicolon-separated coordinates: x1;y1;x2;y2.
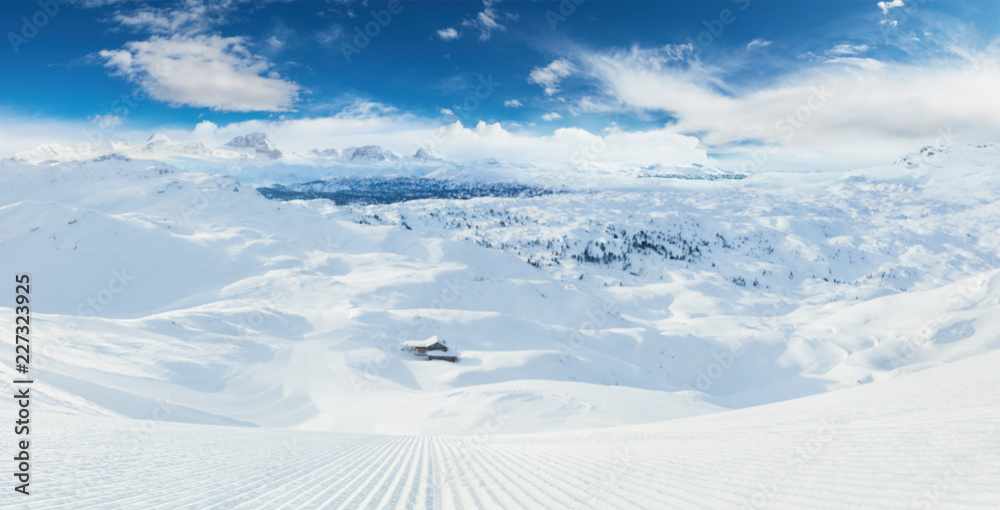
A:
4;346;998;510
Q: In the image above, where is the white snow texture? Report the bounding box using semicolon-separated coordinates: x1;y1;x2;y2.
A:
0;138;998;508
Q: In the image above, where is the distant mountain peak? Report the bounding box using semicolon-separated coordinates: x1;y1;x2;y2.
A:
13;143;83;162
414;147;445;161
146;133;171;146
310;148;342;158
347;145;387;162
224;132;283;159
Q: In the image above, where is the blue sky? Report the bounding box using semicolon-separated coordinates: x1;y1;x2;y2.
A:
3;0;1000;170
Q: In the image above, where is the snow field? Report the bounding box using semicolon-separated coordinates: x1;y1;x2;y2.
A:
1;346;997;509
0;142;998;508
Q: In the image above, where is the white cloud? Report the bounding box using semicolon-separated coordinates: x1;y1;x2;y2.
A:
461;0;515;41
193;120;219;138
581;43;1000;170
541;112;562;121
96;0;301;112
746;39;772;51
91;114;123;129
528;59;576;96
315;25;344;46
266;36;285;49
818;45;882;71
439;108;455;116
822;57;886;71
878;0;904;15
504;99;523;108
877;0;905;27
335;100;398;119
408;121;706;169
6;100;705;170
826;43;870;56
109;0;236;35
99;35;301;112
437;27;460;40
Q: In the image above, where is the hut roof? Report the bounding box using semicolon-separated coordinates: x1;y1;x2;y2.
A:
403;336;446;348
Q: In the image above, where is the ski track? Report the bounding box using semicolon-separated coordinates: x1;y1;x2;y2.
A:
2;348;999;510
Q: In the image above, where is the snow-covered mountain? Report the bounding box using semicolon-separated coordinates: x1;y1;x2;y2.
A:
1;141;998;424
346;144;394;162
13;142;87;162
414;146;445;161
141;133;214;157
222;132;284;159
12;140;131;163
0;141;998;507
6;133;755;190
638;162;747;180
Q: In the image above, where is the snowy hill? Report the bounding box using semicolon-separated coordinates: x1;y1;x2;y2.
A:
3;337;998;508
0;141;998;506
1;143;999;427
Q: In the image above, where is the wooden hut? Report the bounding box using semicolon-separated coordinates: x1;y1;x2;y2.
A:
402;336;448;356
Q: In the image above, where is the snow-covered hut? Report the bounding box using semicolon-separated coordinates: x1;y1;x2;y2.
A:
403;336;448;356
